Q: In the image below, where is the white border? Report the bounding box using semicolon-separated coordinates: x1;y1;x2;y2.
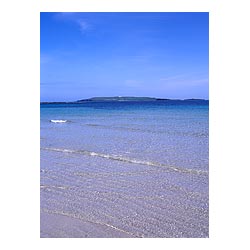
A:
1;0;250;249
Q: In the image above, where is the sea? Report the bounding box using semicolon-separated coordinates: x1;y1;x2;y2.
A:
40;100;209;238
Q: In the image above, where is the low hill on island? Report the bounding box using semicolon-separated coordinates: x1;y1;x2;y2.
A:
76;96;168;102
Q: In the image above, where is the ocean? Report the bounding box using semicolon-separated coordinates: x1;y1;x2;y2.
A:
40;100;209;238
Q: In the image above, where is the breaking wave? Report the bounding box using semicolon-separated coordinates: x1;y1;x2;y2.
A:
50;120;68;123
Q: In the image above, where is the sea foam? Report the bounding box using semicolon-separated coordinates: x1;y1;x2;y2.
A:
50;120;67;123
41;147;208;175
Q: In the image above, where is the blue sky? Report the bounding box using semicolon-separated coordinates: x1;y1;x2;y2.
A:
41;12;208;101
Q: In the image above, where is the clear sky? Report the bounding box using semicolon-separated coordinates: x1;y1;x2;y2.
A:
40;12;208;102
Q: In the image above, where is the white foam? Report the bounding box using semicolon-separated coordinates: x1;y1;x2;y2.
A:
50;120;67;123
41;147;208;175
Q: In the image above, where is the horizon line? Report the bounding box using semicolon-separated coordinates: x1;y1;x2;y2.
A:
40;96;209;103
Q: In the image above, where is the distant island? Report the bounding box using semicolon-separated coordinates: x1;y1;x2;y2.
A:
76;96;168;102
41;96;208;104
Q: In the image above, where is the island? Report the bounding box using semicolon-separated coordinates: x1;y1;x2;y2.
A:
40;96;208;104
76;96;169;102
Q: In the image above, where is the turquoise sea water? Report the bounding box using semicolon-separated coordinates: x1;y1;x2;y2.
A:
40;101;209;237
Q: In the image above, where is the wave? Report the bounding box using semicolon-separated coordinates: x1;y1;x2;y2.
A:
41;147;208;175
50;120;68;123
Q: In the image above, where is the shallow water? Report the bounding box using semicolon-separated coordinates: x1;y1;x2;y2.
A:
40;101;209;237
